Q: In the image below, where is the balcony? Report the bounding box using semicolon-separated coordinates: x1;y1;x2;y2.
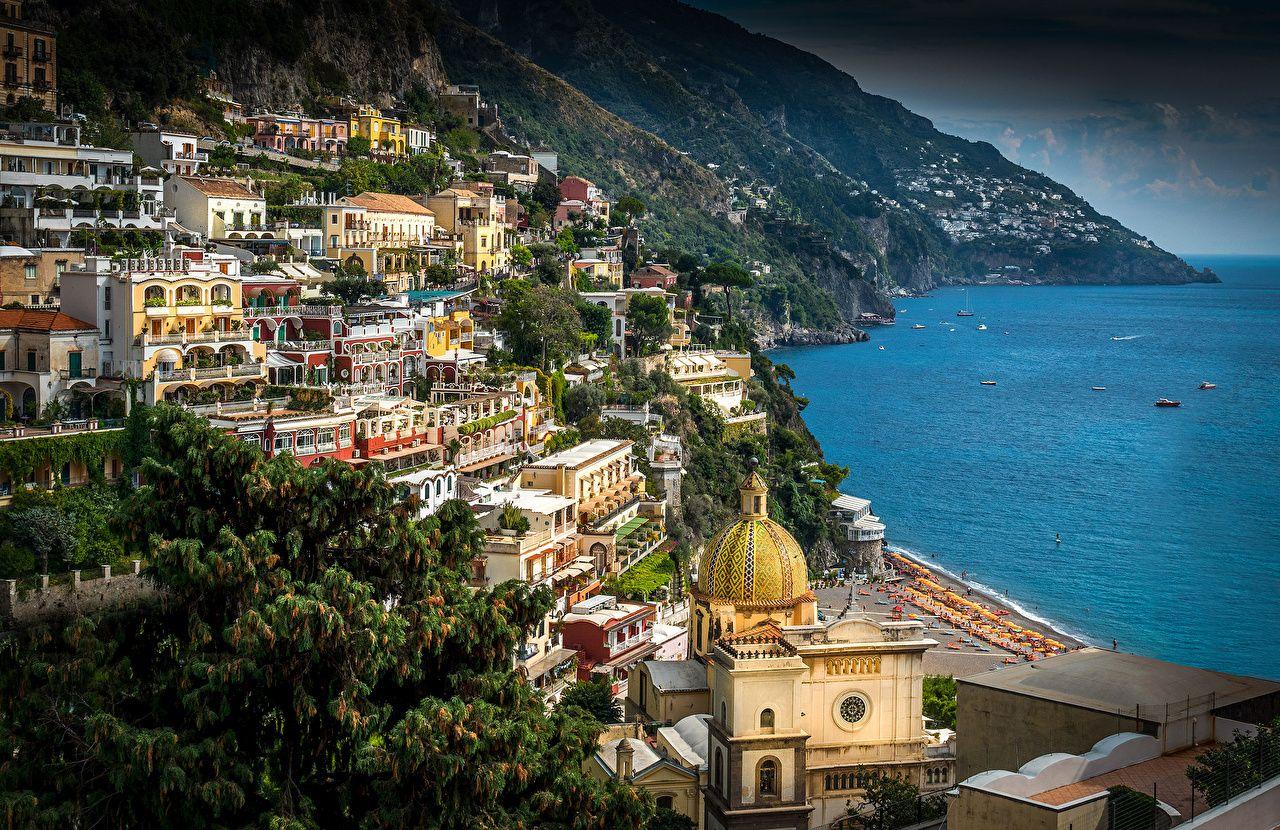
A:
156;364;265;383
174;303;211;316
2;45;21;58
56;368;98;380
275;340;332;352
142;329;250;347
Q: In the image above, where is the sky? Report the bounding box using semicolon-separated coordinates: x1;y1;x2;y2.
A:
690;0;1280;255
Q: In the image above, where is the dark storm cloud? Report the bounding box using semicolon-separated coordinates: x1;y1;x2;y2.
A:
691;0;1280;252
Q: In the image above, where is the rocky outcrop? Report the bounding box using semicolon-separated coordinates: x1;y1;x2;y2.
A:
750;316;869;349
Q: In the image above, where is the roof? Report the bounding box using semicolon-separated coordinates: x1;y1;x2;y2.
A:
0;245;36;258
960;647;1280;717
832;493;871;512
634;264;677;278
178;176;261;200
658;714;712;769
597;737;660;776
525;438;631;470
641;660;709;693
434;187;481;199
0;309;98;332
345;192;434;216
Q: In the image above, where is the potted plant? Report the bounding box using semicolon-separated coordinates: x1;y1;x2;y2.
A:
498;504;529;537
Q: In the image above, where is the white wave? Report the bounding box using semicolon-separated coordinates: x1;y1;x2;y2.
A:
885;544;1099;647
1110;335;1144;341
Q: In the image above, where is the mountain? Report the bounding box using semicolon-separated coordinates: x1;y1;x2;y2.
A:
35;0;1213;343
451;0;1214;292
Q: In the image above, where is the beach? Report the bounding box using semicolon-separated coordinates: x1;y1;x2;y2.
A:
815;547;1089;676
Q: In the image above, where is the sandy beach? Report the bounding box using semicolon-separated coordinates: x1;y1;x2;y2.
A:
814;547;1089;676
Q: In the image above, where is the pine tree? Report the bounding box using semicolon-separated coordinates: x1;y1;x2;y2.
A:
0;405;652;829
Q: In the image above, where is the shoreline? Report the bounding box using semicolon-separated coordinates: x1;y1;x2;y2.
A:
885;544;1091;652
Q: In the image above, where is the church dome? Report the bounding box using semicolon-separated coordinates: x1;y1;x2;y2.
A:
697;469;811;608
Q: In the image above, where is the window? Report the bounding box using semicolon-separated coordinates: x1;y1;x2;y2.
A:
318;428;334;447
273;433;294;453
26;350;35;371
337;424;351;443
760;708;775;730
103;285;111;309
720;701;727;725
757;758;778;798
23;264;36;280
838;693;869;726
655;796;673;811
103;320;111;341
714;749;724;794
295;431;315;452
0;351;5;370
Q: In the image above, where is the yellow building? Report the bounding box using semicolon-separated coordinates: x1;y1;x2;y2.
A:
60;250;267;404
569;257;622;290
421;309;473;358
322;192;435;293
627;470;949;830
349;105;405;159
426;188;510;274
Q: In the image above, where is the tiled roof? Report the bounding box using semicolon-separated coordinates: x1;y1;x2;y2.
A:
0;309;98;332
345;192;434;216
178;177;262;199
434;187;481;198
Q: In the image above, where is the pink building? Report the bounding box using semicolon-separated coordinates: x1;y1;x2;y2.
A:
249;113;348;156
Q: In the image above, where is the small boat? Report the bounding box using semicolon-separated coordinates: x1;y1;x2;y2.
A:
1091;386;1106;391
878;345;885;350
912;324;927;330
1199;381;1216;390
1154;398;1182;407
977;324;987;331
949;328;956;332
957;290;975;317
980;380;997;386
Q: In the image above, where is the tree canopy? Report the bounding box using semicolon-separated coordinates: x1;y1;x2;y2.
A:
495;281;585;371
558;677;622;725
625;294;673;355
322;267;385;305
0;406;652;829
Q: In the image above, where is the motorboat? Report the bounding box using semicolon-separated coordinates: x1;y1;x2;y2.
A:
977;324;988;330
1091;386;1106;391
1199;381;1217;390
980;380;997;386
878;345;885;350
912;324;927;330
1154;398;1182;407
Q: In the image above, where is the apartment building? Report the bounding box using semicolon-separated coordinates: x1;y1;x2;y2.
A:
60;248;268;404
0;243;78;305
349;105;404;159
426;187;510;275
483;150;540;192
0;120;170;249
322;191;436;293
129;128;207;177
246;112;348;156
1;1;55;112
164;176;268;242
0;307;99;419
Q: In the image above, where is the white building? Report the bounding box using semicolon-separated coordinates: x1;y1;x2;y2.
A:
164;176;269;243
0;120;172;249
129;128;208;177
404;125;433;155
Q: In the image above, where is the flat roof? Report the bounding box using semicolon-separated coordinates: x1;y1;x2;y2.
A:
526;438;631;469
960;647;1280;716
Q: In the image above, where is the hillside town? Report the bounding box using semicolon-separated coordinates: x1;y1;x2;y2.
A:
1;4;1276;829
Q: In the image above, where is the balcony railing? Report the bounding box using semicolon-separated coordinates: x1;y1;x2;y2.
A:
142;329;249;346
156;364;265;383
56;368;98;380
274;340;332;352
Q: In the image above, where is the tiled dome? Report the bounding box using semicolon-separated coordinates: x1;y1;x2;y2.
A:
697;470;810;607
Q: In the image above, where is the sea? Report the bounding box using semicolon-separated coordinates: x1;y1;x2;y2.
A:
771;255;1280;679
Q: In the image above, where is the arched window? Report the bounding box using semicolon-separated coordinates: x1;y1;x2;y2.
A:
695;611;704;651
760;708;775;730
144;285;165;304
720;701;727;725
714;749;724;794
656;795;674;811
758;758;778;798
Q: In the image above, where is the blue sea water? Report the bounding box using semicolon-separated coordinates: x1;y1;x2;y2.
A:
772;256;1280;678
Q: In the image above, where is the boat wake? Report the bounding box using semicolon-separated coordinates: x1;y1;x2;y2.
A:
1110;335;1144;341
885;544;1098;647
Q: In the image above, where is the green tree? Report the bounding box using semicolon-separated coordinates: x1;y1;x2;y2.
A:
923;675;957;730
559;676;622;724
535;258;565;286
614;196;646;225
702;262;754;322
564;384;606;423
495;281;584;371
846;773;947;830
531;179;561;213
346;134;372;157
9;505;78;575
626;294;673;355
1187;716;1280;807
421;263;456;287
576;298;612;346
556;226;579;255
0;406;652;828
649;807;695;830
323;266;384;305
511;243;533;268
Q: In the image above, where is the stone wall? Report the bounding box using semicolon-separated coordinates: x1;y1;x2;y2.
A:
1;561;162;628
